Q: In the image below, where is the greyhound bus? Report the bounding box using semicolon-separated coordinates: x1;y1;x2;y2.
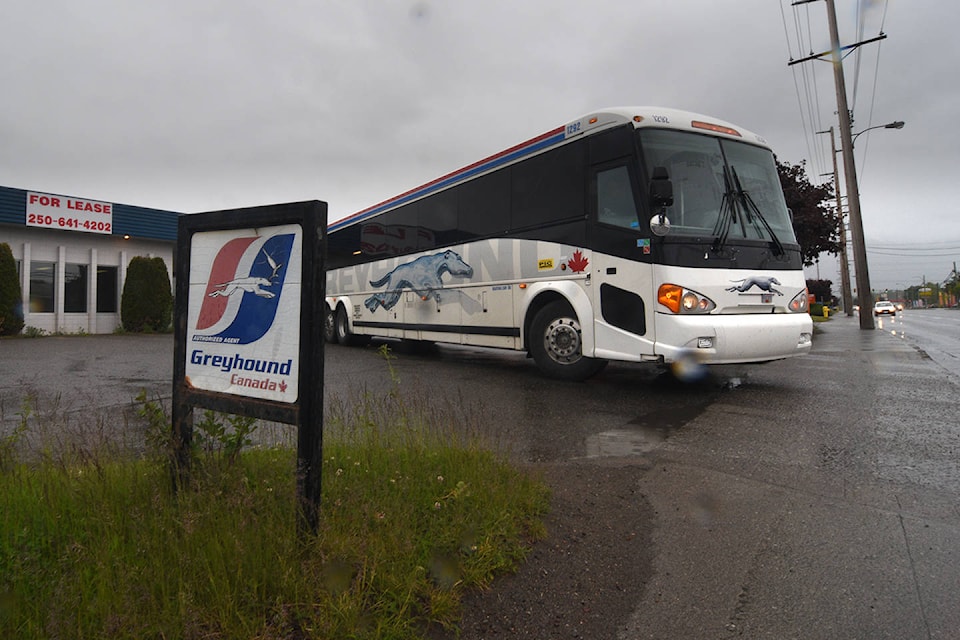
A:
324;107;812;380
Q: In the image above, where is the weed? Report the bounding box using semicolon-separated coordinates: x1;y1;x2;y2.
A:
194;409;258;464
2;357;549;639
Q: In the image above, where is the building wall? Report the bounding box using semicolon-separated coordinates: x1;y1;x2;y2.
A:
1;185;178;335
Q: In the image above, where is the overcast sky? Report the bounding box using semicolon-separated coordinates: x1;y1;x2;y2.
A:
2;0;957;291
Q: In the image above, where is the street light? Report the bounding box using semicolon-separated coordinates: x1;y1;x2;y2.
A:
852;121;905;147
815;122;905;318
835;117;905;329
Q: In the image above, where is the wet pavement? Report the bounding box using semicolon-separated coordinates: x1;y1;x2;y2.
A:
622;315;960;639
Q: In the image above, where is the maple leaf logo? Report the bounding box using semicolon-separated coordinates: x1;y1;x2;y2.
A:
568;250;589;273
279;380;288;393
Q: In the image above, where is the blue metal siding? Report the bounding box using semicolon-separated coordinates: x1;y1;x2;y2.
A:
113;203;179;240
0;185;26;226
0;185;179;240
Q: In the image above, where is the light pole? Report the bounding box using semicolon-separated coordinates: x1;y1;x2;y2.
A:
819;121;904;318
852;121;905;147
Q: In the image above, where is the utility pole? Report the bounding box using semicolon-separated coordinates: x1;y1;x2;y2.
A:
817;126;854;315
790;0;884;329
824;0;873;329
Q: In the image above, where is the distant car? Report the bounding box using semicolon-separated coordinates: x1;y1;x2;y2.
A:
874;300;897;316
895;302;904;311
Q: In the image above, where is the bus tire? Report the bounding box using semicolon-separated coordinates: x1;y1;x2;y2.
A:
529;300;607;381
335;305;355;346
323;305;337;343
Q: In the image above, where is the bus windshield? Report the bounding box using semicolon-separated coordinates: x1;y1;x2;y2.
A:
639;129;797;244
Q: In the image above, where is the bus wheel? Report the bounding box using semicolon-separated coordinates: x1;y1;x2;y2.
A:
323;306;337;343
335;305;354;346
530;301;607;381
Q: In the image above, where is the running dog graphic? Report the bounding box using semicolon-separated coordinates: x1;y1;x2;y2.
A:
364;250;474;312
208;276;276;299
726;276;783;295
208;249;284;299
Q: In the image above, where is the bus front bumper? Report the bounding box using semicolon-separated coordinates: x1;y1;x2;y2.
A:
654;312;813;364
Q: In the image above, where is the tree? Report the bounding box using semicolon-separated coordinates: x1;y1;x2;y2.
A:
777;158;840;267
806;278;834;303
121;256;173;332
0;242;25;336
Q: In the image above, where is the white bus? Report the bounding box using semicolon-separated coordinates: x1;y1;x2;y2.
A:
324;107;812;380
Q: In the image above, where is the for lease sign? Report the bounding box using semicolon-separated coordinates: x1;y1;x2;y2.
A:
184;224;303;402
26;191;113;235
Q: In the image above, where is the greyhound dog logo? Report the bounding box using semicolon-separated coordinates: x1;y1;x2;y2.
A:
194;233;295;344
208;250;283;299
364;250;473;312
726;276;783;295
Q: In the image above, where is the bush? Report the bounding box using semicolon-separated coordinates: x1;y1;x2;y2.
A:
120;256;173;332
0;242;24;336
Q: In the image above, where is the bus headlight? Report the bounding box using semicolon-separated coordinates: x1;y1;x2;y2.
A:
789;289;809;313
658;283;716;314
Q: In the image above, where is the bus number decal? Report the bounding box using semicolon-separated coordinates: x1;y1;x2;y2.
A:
653;115;670;124
566;122;581;136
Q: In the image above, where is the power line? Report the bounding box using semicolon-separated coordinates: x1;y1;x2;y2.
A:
868;239;960;249
868;250;960;258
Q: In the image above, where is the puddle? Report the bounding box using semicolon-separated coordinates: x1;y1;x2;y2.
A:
585;428;666;457
585;401;711;458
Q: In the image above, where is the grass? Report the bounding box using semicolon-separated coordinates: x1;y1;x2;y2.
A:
0;352;549;639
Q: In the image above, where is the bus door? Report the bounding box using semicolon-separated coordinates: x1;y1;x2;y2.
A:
588;161;657;360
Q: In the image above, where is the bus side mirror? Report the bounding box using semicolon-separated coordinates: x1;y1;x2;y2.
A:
649;166;673;207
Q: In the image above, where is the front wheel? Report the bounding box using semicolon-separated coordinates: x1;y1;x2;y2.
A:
529;300;607;381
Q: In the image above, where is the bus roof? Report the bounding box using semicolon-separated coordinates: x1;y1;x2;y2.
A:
329;107;769;232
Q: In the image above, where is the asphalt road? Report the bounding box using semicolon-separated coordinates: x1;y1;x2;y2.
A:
1;313;959;639
879;308;960;379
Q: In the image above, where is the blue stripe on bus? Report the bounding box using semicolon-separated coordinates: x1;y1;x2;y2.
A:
329;128;567;232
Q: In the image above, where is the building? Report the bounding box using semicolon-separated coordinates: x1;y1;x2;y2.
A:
0;185;178;335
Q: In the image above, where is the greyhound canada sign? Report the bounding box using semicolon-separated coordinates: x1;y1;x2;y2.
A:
185;225;302;402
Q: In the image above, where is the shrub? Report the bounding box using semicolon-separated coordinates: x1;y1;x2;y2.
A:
0;242;24;336
120;256;173;332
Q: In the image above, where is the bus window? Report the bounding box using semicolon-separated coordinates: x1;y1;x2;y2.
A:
596;165;639;230
458;170;510;239
420;188;458;249
720;140;796;242
510;142;584;230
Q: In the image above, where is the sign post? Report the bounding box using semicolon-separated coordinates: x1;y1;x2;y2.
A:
172;201;327;534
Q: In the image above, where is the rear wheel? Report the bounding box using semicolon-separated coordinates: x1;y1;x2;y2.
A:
529;300;607;381
335;305;354;346
323;305;337;343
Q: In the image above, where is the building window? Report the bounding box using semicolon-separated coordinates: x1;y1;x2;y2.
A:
97;266;118;313
29;261;56;313
64;264;88;313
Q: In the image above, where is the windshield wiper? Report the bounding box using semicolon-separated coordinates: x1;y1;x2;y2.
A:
711;166;739;255
731;167;785;257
